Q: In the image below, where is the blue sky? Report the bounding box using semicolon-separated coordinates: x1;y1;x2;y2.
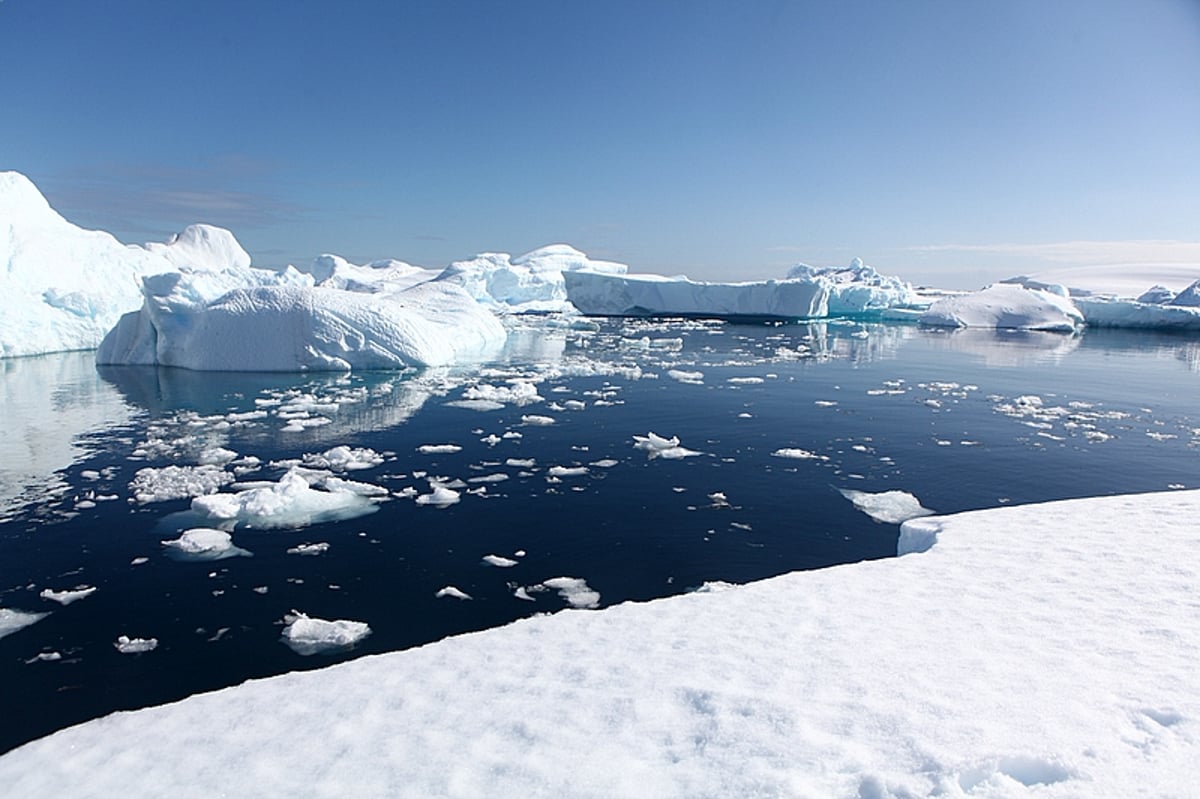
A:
2;0;1198;287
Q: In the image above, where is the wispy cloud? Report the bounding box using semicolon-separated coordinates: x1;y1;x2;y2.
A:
905;240;1200;266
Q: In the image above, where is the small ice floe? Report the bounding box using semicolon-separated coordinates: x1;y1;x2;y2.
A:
130;464;233;504
727;377;764;384
548;465;589;477
708;492;731;509
502;431;523;439
839;488;935;524
632;432;701;459
814;400;838;407
771;448;829;461
161;528;252;561
130;556;149;566
479;434;502;446
417;444;463;454
286;542;330;556
114;635;158;654
197;447;239;466
415;481;461;507
280;611;371;656
301;446;384;471
0;608;50;640
667;369;704;384
467;473;509;483
505;458;535;468
521;414;556;426
189;469;382;529
589;459;619;468
460;381;543;407
482;554;518;568
25;651;63;664
39;586;97;605
446;399;505;411
542;577;600;609
435;586;473;600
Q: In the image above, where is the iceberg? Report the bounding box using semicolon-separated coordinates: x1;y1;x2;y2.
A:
2;489;1195;795
187;469;382;529
433;244;628;313
97;274;507;372
564;258;918;320
993;271;1200;332
919;283;1084;331
294;253;440;294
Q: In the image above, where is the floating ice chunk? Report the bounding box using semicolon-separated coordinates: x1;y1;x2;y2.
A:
446;399;506;411
589;459;619;468
39;587;97;605
161;528;252;561
287;542;330;556
197;447;239;466
0;608;50;640
521;415;556;426
547;466;589;477
461;382;543;406
417;444;463;454
280;611;370;656
839;489;936;524
467;473;509;484
633;432;702;459
435;586;473;600
130;465;234;504
415;481;461;507
25;652;63;663
190;470;381;529
727;377;764;384
668;369;705;384
483;555;519;568
505;458;535;468
542;577;600;609
920;284;1083;331
772;448;829;461
301;446;384;472
114;635;158;654
564;271;830;318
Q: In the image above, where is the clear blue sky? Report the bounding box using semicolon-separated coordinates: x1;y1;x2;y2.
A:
2;0;1198;287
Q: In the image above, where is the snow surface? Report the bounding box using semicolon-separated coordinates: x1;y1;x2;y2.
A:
920;283;1085;331
2;489;1196;796
564;259;918;320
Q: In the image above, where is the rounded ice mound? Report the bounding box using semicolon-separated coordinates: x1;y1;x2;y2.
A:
280;611;371;655
161;528;252;560
919;283;1084;331
143;224;252;272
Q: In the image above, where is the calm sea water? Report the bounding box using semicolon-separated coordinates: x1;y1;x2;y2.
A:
1;318;1197;752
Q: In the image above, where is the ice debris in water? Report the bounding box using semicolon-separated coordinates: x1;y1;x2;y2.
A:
839;489;935;524
415;481;461;507
39;587;97;605
0;608;50;640
190;470;382;529
633;432;702;459
130;465;234;504
114;635;158;654
280;611;371;655
161;528;252;560
417;444;463;454
772;448;829;461
287;542;330;556
300;446;384;472
435;586;473;600
542;577;601;609
483;554;519;568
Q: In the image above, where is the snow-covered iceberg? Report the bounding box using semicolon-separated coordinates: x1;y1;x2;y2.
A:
434;244;628;313
1;489;1195;795
97;270;507;371
919;282;1084;331
293;254;440;294
564;258;918;320
0;172;176;357
994;273;1200;332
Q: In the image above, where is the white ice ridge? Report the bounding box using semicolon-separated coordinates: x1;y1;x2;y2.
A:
4;489;1196;795
292;253;439;294
919;283;1085;331
97;268;507;371
433;244;628;313
563;258;918;319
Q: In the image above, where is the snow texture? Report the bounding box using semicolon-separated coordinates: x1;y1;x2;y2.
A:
3;489;1196;796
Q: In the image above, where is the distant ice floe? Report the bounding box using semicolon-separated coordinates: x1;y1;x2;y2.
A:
39;587;97;605
541;577;601;609
772;448;829;461
300;446;384;472
435;586;473;600
130;465;234;504
286;542;330;556
414;481;461;507
839;489;935;524
188;470;382;529
114;636;158;654
280;611;371;656
482;554;518;568
564;258;918;320
0;608;50;640
161;528;252;561
633;432;702;459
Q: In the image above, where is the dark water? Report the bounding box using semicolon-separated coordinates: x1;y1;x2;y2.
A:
1;318;1197;753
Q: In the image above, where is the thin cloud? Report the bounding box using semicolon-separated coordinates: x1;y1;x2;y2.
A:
905;240;1200;265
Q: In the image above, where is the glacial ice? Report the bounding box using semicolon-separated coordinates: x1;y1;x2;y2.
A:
189;470;381;529
280;611;371;656
160;528;252;561
839;488;936;524
920;283;1085;331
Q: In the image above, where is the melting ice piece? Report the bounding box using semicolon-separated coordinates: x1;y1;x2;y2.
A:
301;446;384;472
190;470;381;529
417;444;463;454
632;432;702;459
161;528;252;561
114;635;158;654
130;464;234;504
542;577;601;609
39;587;98;605
772;448;829;461
521;415;556;426
435;586;473;600
839;488;935;524
280;611;371;656
547;466;589;477
482;554;518;568
415;481;461;507
0;608;50;640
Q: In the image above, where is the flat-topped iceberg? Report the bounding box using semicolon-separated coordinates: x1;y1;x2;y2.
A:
97;272;506;371
564;258;918;320
434;244;628;313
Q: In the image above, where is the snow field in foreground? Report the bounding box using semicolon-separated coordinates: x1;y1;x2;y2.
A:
0;489;1195;797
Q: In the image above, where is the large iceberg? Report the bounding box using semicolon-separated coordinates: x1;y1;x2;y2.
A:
993;273;1200;332
97;268;507;371
293;253;440;294
919;283;1085;331
434;244;628;313
0;172;176;357
564;258;918;320
1;489;1195;795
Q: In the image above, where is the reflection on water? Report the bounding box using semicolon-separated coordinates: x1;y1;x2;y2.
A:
0;353;135;520
907;327;1083;368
